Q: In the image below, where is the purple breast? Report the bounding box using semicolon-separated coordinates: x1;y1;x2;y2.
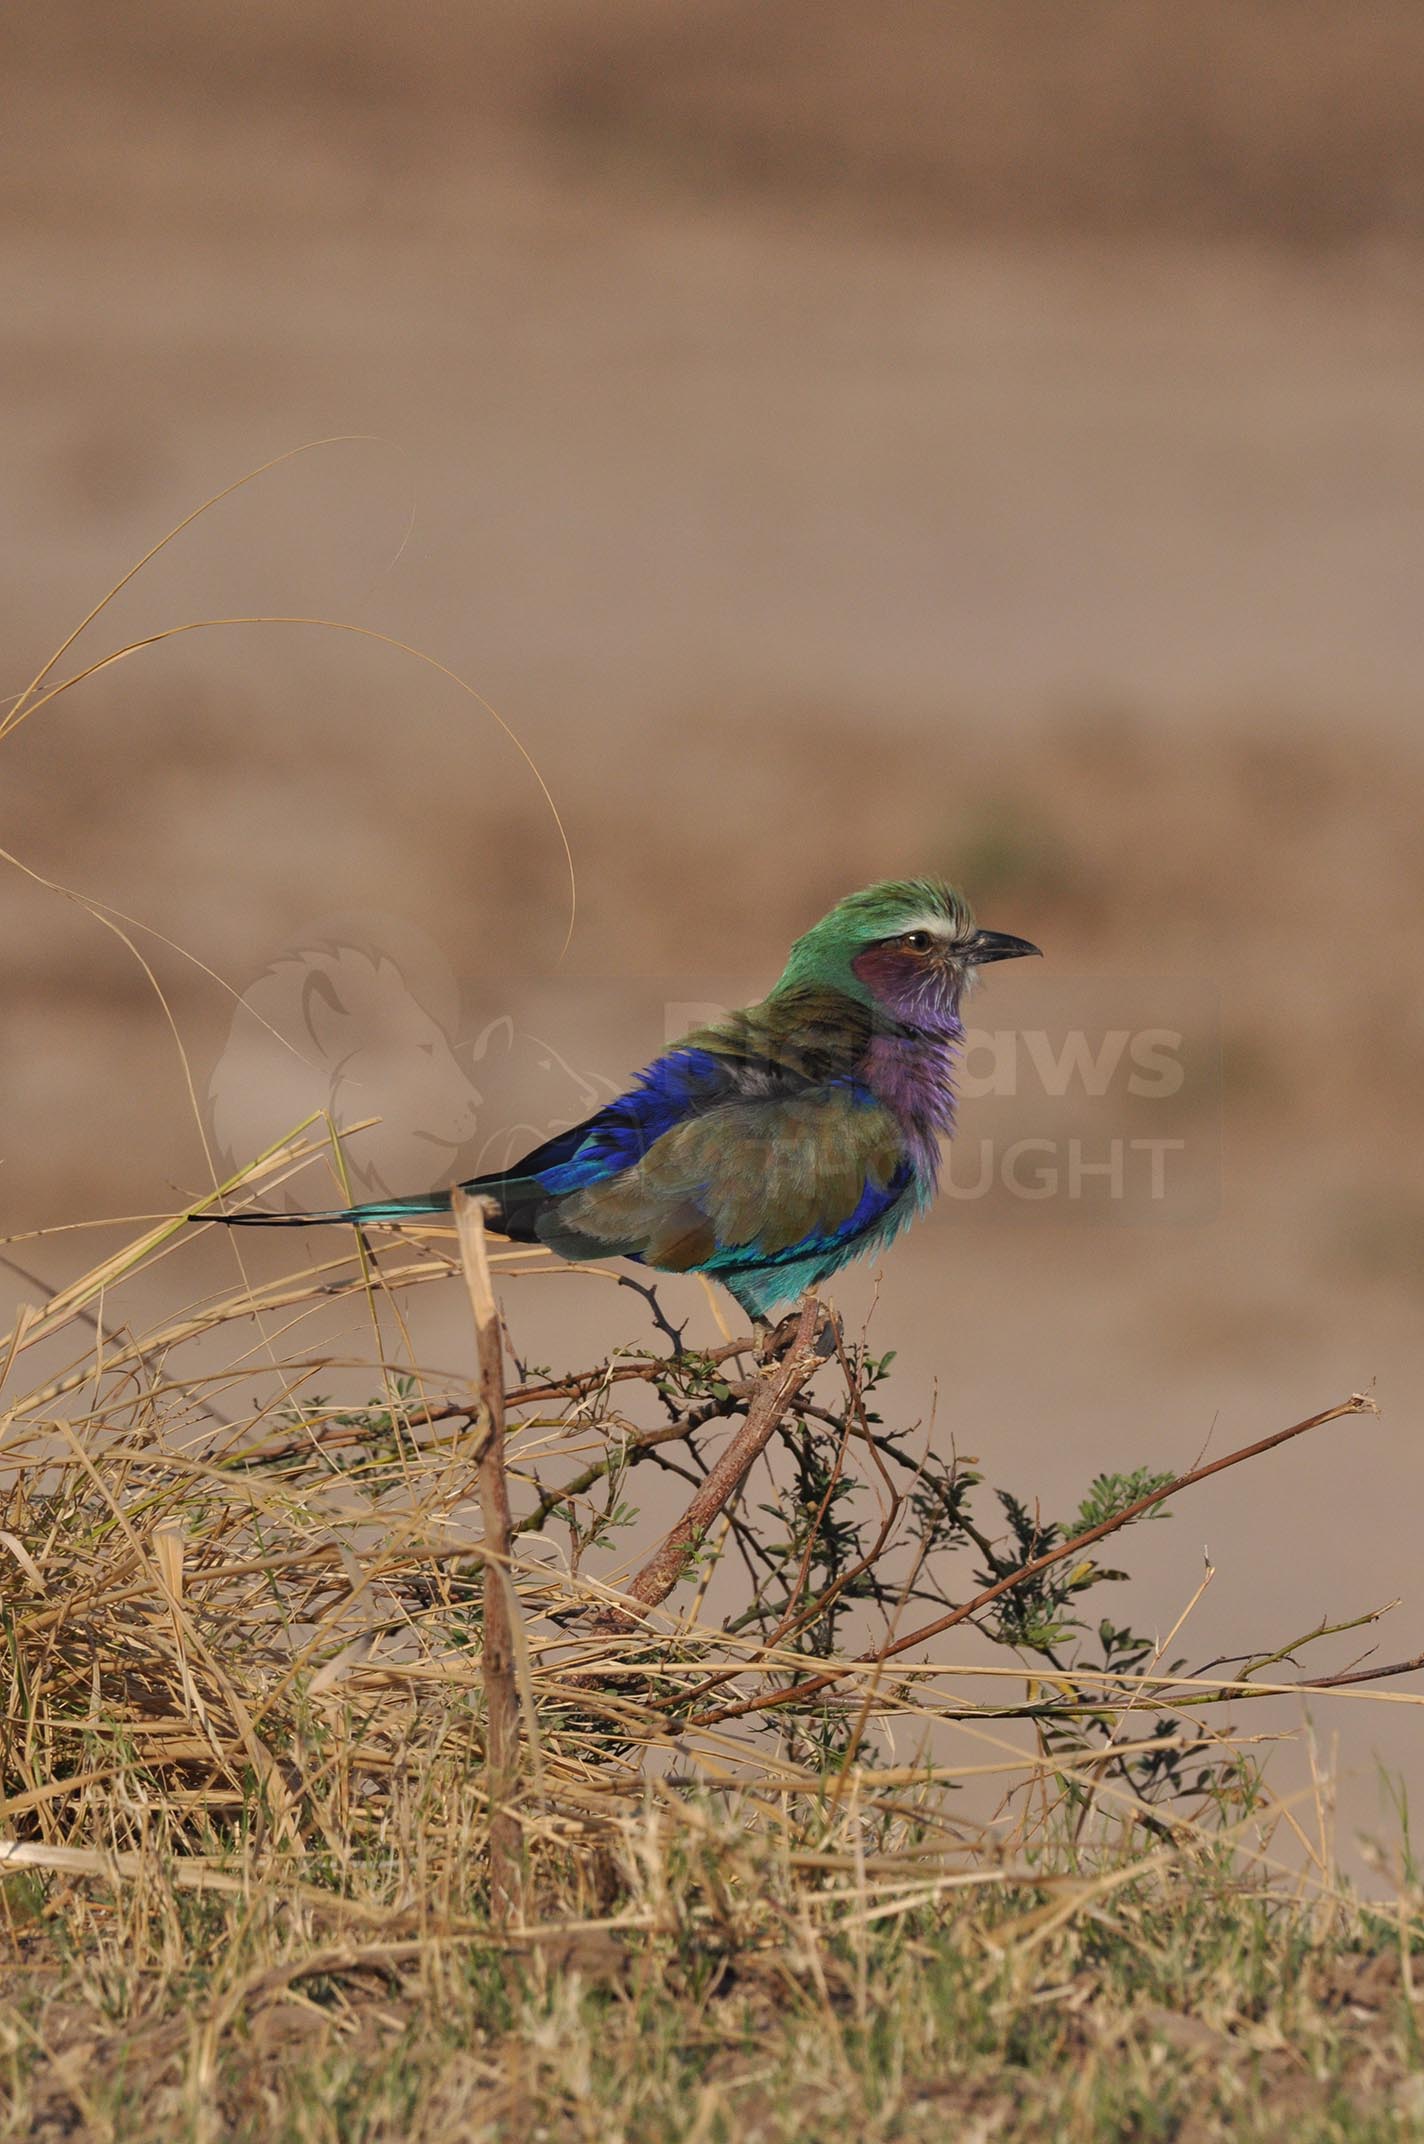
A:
865;1028;960;1181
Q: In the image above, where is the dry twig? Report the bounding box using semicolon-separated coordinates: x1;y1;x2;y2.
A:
452;1188;523;1928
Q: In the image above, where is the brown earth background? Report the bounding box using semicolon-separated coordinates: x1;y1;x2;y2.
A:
3;3;1423;1862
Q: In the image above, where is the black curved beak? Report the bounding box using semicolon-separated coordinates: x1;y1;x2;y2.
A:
966;929;1042;965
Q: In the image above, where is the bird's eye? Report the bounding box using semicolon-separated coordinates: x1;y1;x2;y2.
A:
900;930;935;953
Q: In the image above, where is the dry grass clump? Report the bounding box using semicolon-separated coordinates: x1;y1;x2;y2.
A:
1;1141;1421;2141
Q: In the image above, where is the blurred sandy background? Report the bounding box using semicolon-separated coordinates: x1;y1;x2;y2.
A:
3;3;1423;1849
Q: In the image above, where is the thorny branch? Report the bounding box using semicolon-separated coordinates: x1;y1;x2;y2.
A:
685;1393;1381;1732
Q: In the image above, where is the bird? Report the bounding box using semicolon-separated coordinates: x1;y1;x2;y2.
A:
205;878;1039;1318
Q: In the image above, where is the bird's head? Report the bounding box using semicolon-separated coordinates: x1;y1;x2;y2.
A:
773;877;1040;1032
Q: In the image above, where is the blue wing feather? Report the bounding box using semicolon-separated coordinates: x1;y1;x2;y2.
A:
523;1048;752;1193
516;1044;921;1309
528;1051;915;1270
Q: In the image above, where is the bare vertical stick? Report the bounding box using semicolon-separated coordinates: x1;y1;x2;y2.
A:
451;1188;522;1928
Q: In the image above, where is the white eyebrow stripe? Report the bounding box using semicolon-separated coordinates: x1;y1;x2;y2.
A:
896;915;956;939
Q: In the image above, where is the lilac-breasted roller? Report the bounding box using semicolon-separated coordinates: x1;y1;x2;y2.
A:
208;879;1039;1315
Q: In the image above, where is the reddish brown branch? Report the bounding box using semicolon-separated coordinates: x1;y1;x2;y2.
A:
594;1296;827;1632
1293;1650;1424;1692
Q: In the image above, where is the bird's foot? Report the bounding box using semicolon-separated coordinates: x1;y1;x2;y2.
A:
756;1300;841;1365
